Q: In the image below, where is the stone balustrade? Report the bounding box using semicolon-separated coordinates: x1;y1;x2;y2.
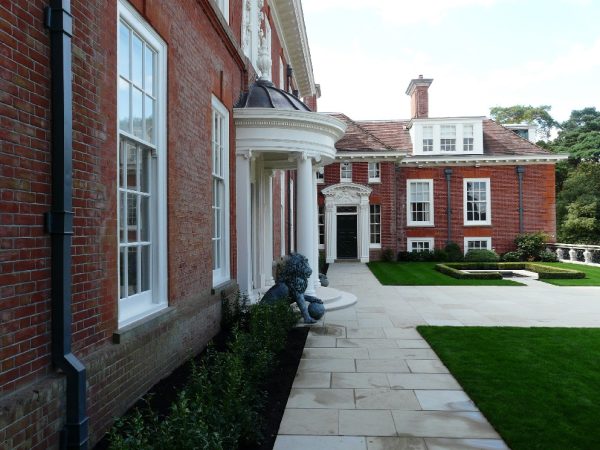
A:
547;243;600;265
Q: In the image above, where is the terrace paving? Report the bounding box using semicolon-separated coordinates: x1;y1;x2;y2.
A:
275;261;600;449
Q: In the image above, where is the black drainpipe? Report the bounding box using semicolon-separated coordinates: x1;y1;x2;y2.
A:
444;168;453;245
44;1;89;449
516;166;525;234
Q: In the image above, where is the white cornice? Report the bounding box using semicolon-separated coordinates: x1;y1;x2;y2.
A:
335;151;407;161
398;154;568;167
270;0;315;97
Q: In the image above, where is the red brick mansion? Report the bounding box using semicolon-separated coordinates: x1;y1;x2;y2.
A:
317;76;564;262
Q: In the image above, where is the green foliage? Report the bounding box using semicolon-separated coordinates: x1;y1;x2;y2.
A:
490;104;558;139
502;251;523;262
551;107;600;161
444;242;464;262
539;250;558;262
514;232;548;261
381;248;395;262
441;262;585;280
109;299;299;450
556;163;600;244
435;263;502;280
464;249;500;262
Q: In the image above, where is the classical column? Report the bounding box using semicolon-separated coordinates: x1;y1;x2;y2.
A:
312;167;321;291
236;152;253;296
358;195;370;263
259;166;274;289
296;153;316;295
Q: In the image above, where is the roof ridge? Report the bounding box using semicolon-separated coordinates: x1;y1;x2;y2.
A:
344;115;395;150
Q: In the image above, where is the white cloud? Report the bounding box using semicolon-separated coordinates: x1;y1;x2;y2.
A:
302;0;500;25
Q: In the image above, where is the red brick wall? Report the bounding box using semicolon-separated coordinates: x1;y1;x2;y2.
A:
318;161;397;260
397;164;557;254
1;0;248;448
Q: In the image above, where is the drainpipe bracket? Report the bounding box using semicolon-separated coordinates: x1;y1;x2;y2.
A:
45;211;74;235
44;2;73;36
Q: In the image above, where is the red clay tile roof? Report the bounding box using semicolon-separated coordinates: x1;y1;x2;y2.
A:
327;113;408;151
327;113;552;156
482;119;551;155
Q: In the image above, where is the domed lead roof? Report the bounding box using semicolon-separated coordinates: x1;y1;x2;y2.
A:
235;79;311;111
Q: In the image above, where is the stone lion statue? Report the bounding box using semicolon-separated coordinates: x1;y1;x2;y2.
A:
261;253;325;324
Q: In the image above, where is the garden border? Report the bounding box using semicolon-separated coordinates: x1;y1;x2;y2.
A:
436;262;586;280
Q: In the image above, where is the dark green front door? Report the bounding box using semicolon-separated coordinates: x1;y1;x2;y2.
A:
337;215;357;259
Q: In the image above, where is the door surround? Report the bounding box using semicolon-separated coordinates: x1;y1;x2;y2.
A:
322;183;372;263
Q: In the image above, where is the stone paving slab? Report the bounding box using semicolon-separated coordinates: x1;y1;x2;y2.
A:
278;408;338;435
355;358;409;373
415;390;478;411
424;438;509;450
274;435;367;450
387;373;462;390
367;437;427;450
407;359;449;374
339;410;397;436
287;388;355;409
355;388;421;410
392;411;501;439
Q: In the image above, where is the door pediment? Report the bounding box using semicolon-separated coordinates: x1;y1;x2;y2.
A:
322;183;372;205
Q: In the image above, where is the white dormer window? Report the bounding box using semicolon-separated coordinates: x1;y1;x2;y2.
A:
368;162;380;182
463;124;474;151
440;125;456;151
423;126;433;152
410;118;484;155
340;162;352;182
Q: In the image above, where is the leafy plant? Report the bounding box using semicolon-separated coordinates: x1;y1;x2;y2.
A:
514;232;548;261
539;250;558;262
444;242;464;262
464;249;500;262
502;251;523;262
381;248;395;262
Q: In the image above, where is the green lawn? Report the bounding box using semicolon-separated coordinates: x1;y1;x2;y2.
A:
367;262;524;286
537;262;600;286
418;327;600;450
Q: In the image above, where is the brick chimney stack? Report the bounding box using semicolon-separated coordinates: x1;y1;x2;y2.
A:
406;75;433;119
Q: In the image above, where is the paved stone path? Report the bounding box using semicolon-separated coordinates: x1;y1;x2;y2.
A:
274;262;600;450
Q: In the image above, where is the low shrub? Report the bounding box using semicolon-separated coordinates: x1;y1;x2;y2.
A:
432;249;449;262
439;262;585;280
464;249;500;262
397;251;410;262
435;263;502;280
444;242;464;262
381;248;395;262
539;250;559;262
515;232;549;261
108;296;299;450
502;251;523;262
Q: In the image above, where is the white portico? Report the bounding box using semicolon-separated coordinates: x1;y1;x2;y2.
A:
234;82;346;299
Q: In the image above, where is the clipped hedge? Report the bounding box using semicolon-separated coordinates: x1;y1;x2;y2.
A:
437;262;586;280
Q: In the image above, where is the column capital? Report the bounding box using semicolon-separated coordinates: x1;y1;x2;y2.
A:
237;149;255;160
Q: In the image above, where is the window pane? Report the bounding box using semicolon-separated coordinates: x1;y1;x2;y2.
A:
141;244;150;291
119;247;127;299
127;246;138;295
118;22;130;78
140;196;149;241
140;147;150;193
132;33;143;87
119;191;126;242
127;144;137;189
144;46;155;95
132;87;144;139
118;78;131;132
144;95;154;144
127;192;137;242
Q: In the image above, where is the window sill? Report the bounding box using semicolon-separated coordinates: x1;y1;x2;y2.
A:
113;305;176;344
406;223;435;228
464;223;492;227
368;180;381;184
369;244;382;249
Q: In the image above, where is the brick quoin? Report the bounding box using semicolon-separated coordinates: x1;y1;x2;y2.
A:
397;164;556;254
1;0;249;448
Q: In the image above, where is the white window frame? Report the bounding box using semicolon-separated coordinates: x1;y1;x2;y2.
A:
316;166;324;184
464;178;491;226
340;162;352;182
369;204;381;248
407;179;434;226
318;205;325;249
368;162;381;183
440;125;456;152
212;96;231;287
214;0;229;23
117;0;168;328
464;237;492;254
463;124;474;151
422;125;433;152
407;238;434;252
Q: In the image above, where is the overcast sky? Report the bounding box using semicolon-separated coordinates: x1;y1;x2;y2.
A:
302;0;600;123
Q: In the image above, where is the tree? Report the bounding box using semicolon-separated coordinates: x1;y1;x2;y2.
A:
556;162;600;244
489;105;558;140
550;107;600;161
